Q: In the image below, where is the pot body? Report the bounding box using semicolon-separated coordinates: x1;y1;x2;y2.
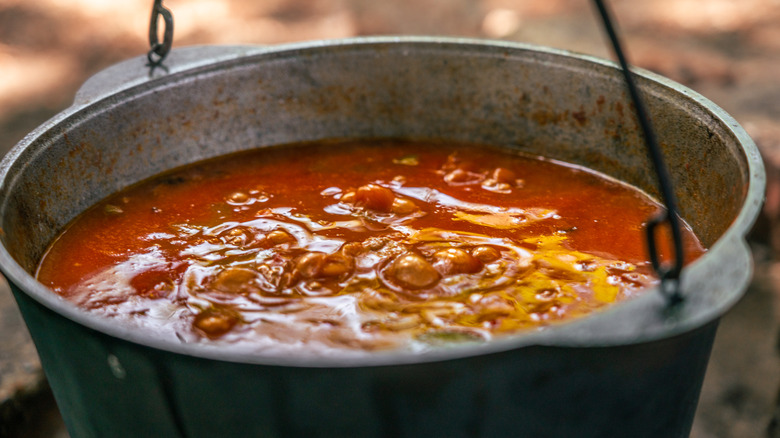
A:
12;284;716;438
0;38;765;437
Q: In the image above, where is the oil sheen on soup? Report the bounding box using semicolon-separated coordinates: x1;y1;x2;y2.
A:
36;140;705;355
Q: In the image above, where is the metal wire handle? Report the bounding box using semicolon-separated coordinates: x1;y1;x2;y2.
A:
147;0;174;67
593;0;685;305
140;0;685;305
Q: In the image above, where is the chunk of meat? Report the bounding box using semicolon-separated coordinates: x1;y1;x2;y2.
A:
211;268;258;294
491;167;516;184
444;168;484;185
472;246;501;263
391;198;417;215
355;184;396;212
390;252;441;289
320;253;353;277
295;252;327;279
193;309;239;338
433;248;482;275
294;252;354;279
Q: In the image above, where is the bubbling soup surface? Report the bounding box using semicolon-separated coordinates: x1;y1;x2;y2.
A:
36;140;705;354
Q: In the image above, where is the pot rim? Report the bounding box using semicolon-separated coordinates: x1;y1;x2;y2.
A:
0;36;766;367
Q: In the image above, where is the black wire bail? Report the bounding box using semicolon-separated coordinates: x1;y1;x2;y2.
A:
592;0;686;306
147;0;174;68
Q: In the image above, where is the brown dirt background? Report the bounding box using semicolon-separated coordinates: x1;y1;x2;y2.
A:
2;1;780;437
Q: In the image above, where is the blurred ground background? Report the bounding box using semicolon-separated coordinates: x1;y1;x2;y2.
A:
1;0;780;437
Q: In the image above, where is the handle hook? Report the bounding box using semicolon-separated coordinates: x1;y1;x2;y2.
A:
147;0;174;68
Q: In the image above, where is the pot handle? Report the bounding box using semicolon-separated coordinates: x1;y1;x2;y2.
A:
147;0;174;67
73;45;265;107
593;0;685;306
74;0;269;106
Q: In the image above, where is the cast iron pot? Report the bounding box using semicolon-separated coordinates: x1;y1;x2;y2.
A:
0;38;765;437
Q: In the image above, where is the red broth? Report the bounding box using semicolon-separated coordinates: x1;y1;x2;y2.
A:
36;140;705;353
